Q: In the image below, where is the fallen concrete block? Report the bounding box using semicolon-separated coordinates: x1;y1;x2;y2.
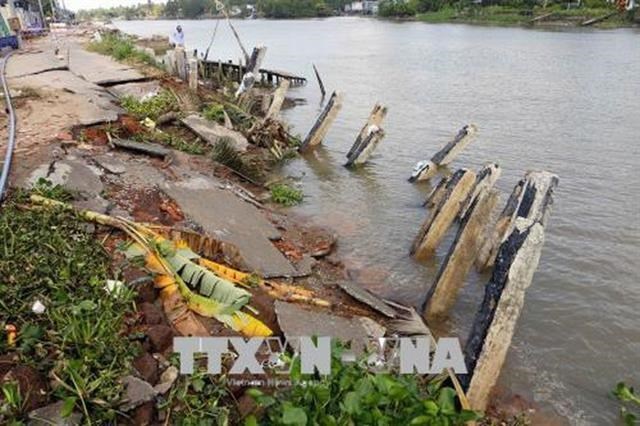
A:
299;91;343;152
345;104;388;167
182;114;249;152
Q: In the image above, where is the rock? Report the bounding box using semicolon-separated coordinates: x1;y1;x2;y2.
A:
146;325;173;353
2;365;48;412
182;115;249;152
139;302;164;325
72;196;110;215
133;353;159;385
93;155;127;175
132;401;156;425
153;366;179;395
120;376;157;412
28;400;82;426
293;255;317;277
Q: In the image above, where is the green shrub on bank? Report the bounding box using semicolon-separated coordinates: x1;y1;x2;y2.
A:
270;183;303;206
121;90;177;121
88;33;157;66
246;343;481;425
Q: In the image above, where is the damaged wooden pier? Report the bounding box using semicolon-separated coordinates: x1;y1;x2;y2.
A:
200;59;307;86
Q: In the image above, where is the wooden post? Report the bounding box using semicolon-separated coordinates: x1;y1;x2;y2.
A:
409;124;478;182
188;58;199;92
463;217;549;411
345;103;388;167
312;63;326;98
476;171;558;271
298;91;343;152
423;176;449;208
422;188;498;321
411;169;477;260
458;163;501;219
266;79;290;121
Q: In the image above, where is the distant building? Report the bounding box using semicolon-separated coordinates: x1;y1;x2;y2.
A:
345;0;378;15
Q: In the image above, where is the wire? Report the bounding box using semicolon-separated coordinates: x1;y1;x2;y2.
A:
0;49;16;202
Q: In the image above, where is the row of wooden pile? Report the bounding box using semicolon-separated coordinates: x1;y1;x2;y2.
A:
291;88;559;412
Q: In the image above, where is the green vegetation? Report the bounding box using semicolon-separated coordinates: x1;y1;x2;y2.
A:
270;183;303;206
159;361;231;425
88;32;157;66
78;0;351;20
380;0;636;26
203;103;226;123
212;137;263;181
121;91;178;121
246;343;480;425
0;181;138;423
613;382;640;425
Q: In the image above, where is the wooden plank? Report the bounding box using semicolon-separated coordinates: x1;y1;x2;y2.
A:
476;171;558;271
299;91;343;152
409;124;477;182
463;218;546;411
345;103;388;167
266;79;290;121
312;63;326;98
431;124;478;166
458;163;501;219
529;11;555;22
581;11;619;26
422;189;498;321
411;169;476;260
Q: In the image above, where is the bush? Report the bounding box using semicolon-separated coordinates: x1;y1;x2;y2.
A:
121;90;177;120
270;183;303;206
379;0;417;17
247;343;481;425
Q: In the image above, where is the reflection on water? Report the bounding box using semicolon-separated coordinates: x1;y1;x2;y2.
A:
116;18;640;425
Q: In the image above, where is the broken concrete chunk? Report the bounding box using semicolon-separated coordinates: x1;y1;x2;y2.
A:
26;159;104;197
337;281;396;318
69;48;145;86
28;401;82;426
120;375;158;412
182;115;249;152
112;139;171;159
93;154;127;175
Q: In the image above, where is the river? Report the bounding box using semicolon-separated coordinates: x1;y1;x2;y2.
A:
115;17;640;425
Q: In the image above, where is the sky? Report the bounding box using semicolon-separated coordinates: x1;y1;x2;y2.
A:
64;0;163;12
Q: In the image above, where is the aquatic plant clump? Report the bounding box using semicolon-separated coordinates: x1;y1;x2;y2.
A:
121;90;178;121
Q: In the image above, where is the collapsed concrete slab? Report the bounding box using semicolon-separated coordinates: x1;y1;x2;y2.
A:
107;80;161;100
10;70;123;126
182;115;249;152
26;158;104;197
275;301;386;352
337;281;396;318
163;175;298;278
6;50;68;78
69;47;146;86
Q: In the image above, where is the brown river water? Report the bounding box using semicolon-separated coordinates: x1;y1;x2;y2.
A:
116;17;640;425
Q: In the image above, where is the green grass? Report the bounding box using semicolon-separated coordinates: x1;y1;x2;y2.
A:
88;33;157;66
270;183;303;207
121;90;177;121
0;181;138;423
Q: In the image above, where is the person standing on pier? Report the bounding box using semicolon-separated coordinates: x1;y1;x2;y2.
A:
171;25;185;48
